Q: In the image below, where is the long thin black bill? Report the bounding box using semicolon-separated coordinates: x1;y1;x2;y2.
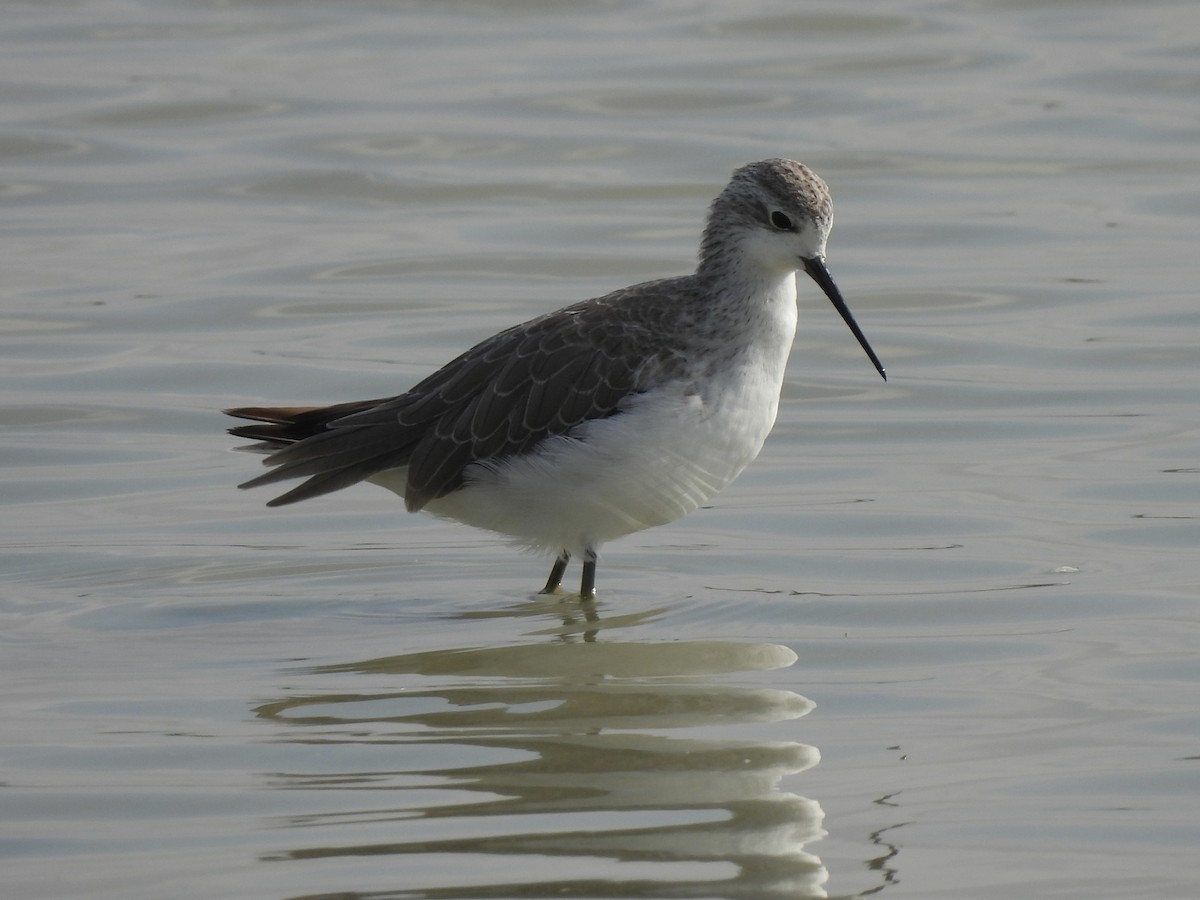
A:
803;256;887;381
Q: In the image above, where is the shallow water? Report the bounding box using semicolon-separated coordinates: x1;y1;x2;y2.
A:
3;1;1199;898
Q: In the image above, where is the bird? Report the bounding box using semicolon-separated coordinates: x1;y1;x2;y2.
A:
225;158;885;600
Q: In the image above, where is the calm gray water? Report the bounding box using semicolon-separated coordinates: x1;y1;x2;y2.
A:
3;1;1199;898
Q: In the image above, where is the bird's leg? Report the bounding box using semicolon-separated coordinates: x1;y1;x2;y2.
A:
540;552;570;594
579;549;598;601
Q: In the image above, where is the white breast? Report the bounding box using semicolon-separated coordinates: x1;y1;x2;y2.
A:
412;274;800;557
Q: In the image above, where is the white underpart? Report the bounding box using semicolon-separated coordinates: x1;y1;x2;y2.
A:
369;270;800;557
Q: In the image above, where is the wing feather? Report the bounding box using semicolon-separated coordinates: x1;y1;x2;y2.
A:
226;276;700;510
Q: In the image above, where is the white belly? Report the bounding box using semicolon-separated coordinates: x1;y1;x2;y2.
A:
370;359;788;558
372;278;799;556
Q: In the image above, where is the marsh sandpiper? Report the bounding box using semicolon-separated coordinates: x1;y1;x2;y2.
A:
226;159;886;599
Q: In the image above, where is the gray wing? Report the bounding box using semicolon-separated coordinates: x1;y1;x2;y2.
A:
228;277;695;510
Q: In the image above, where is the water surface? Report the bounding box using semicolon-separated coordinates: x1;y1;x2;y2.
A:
3;1;1199;897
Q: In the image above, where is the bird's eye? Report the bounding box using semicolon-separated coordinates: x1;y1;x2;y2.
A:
770;210;794;230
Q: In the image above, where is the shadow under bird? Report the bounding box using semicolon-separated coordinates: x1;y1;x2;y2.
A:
225;158;886;599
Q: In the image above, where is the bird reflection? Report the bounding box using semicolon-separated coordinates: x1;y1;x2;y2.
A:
254;602;831;898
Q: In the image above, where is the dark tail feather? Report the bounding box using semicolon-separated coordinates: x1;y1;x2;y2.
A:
238;425;382;489
224;401;383;443
262;459;400;506
224;400;412;506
